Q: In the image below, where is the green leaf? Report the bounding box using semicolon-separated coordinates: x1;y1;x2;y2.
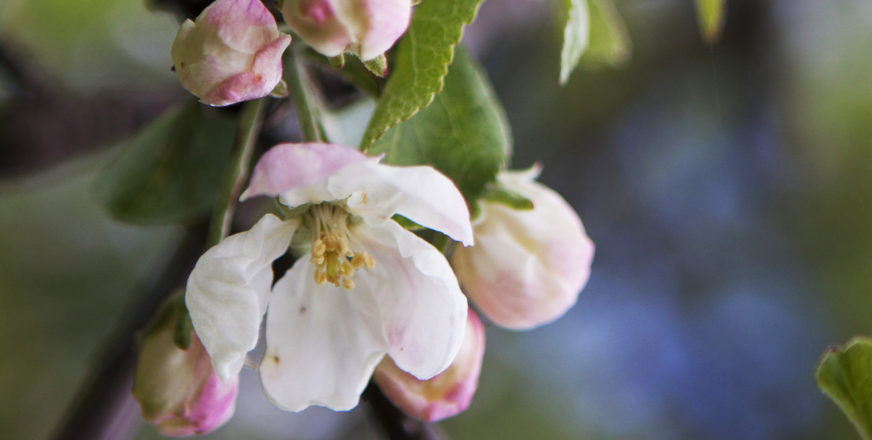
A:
580;0;631;69
558;0;590;85
815;337;872;440
369;48;510;205
694;0;727;45
359;0;485;150
94;101;236;225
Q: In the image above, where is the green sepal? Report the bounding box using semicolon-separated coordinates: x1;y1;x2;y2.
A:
484;186;534;211
363;54;388;78
172;308;194;350
139;291;190;349
330;53;346;69
392;214;425;231
270;79;289;98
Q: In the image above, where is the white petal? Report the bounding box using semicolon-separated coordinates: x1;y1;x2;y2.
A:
355;221;468;379
241;143;374;207
259;258;388;411
327;161;474;246
185;214;297;382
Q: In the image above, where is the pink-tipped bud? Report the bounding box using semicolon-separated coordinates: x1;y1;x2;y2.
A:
170;0;291;106
132;306;238;436
452;167;595;330
281;0;411;61
373;309;485;422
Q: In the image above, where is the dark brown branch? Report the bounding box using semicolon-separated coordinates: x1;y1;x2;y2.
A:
51;224;208;440
362;383;443;440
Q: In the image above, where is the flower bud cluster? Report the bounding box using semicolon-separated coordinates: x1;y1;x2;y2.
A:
170;0;412;105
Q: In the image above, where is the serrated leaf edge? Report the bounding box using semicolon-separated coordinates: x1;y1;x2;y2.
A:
360;1;486;150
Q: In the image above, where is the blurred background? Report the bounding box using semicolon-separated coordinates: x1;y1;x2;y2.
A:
1;0;870;438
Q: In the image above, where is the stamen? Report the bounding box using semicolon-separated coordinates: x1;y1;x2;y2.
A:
307;203;376;290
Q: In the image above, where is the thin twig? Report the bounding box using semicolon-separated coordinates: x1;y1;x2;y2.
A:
285;47;324;143
207;98;266;247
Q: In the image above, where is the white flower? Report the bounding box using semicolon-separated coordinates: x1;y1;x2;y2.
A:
452;166;594;330
185;142;472;411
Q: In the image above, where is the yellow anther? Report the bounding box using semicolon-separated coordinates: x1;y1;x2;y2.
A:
338;260;350;276
364;253;375;269
341;278;355;289
314;270;327;285
351;253;365;269
311;255;325;266
312;239;326;256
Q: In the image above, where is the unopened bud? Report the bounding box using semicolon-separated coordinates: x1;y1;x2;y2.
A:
281;0;411;61
452;166;595;330
171;0;291;106
133;300;238;436
373;309;485;422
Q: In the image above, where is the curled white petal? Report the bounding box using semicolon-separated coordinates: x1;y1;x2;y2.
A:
328;161;474;246
356;221;468;379
259;259;387;411
185;214;298;381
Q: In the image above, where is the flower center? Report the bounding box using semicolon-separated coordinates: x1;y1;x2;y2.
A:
307;203;374;289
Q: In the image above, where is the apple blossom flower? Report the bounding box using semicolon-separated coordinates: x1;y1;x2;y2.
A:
374;309;485;422
452;166;595;330
185;142;473;411
281;0;411;61
170;0;291;106
132;304;238;436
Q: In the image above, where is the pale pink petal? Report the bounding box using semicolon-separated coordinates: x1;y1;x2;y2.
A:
453;170;594;330
207;0;283;53
241;143;373;207
355;221;468;379
332;0;411;61
282;0;353;57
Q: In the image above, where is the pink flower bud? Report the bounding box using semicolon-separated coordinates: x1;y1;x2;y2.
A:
281;0;411;61
373;309;485;422
171;0;291;106
452;167;595;330
133;311;238;436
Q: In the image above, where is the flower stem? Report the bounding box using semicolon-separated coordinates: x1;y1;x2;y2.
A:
285;47;324;143
207;98;266;247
